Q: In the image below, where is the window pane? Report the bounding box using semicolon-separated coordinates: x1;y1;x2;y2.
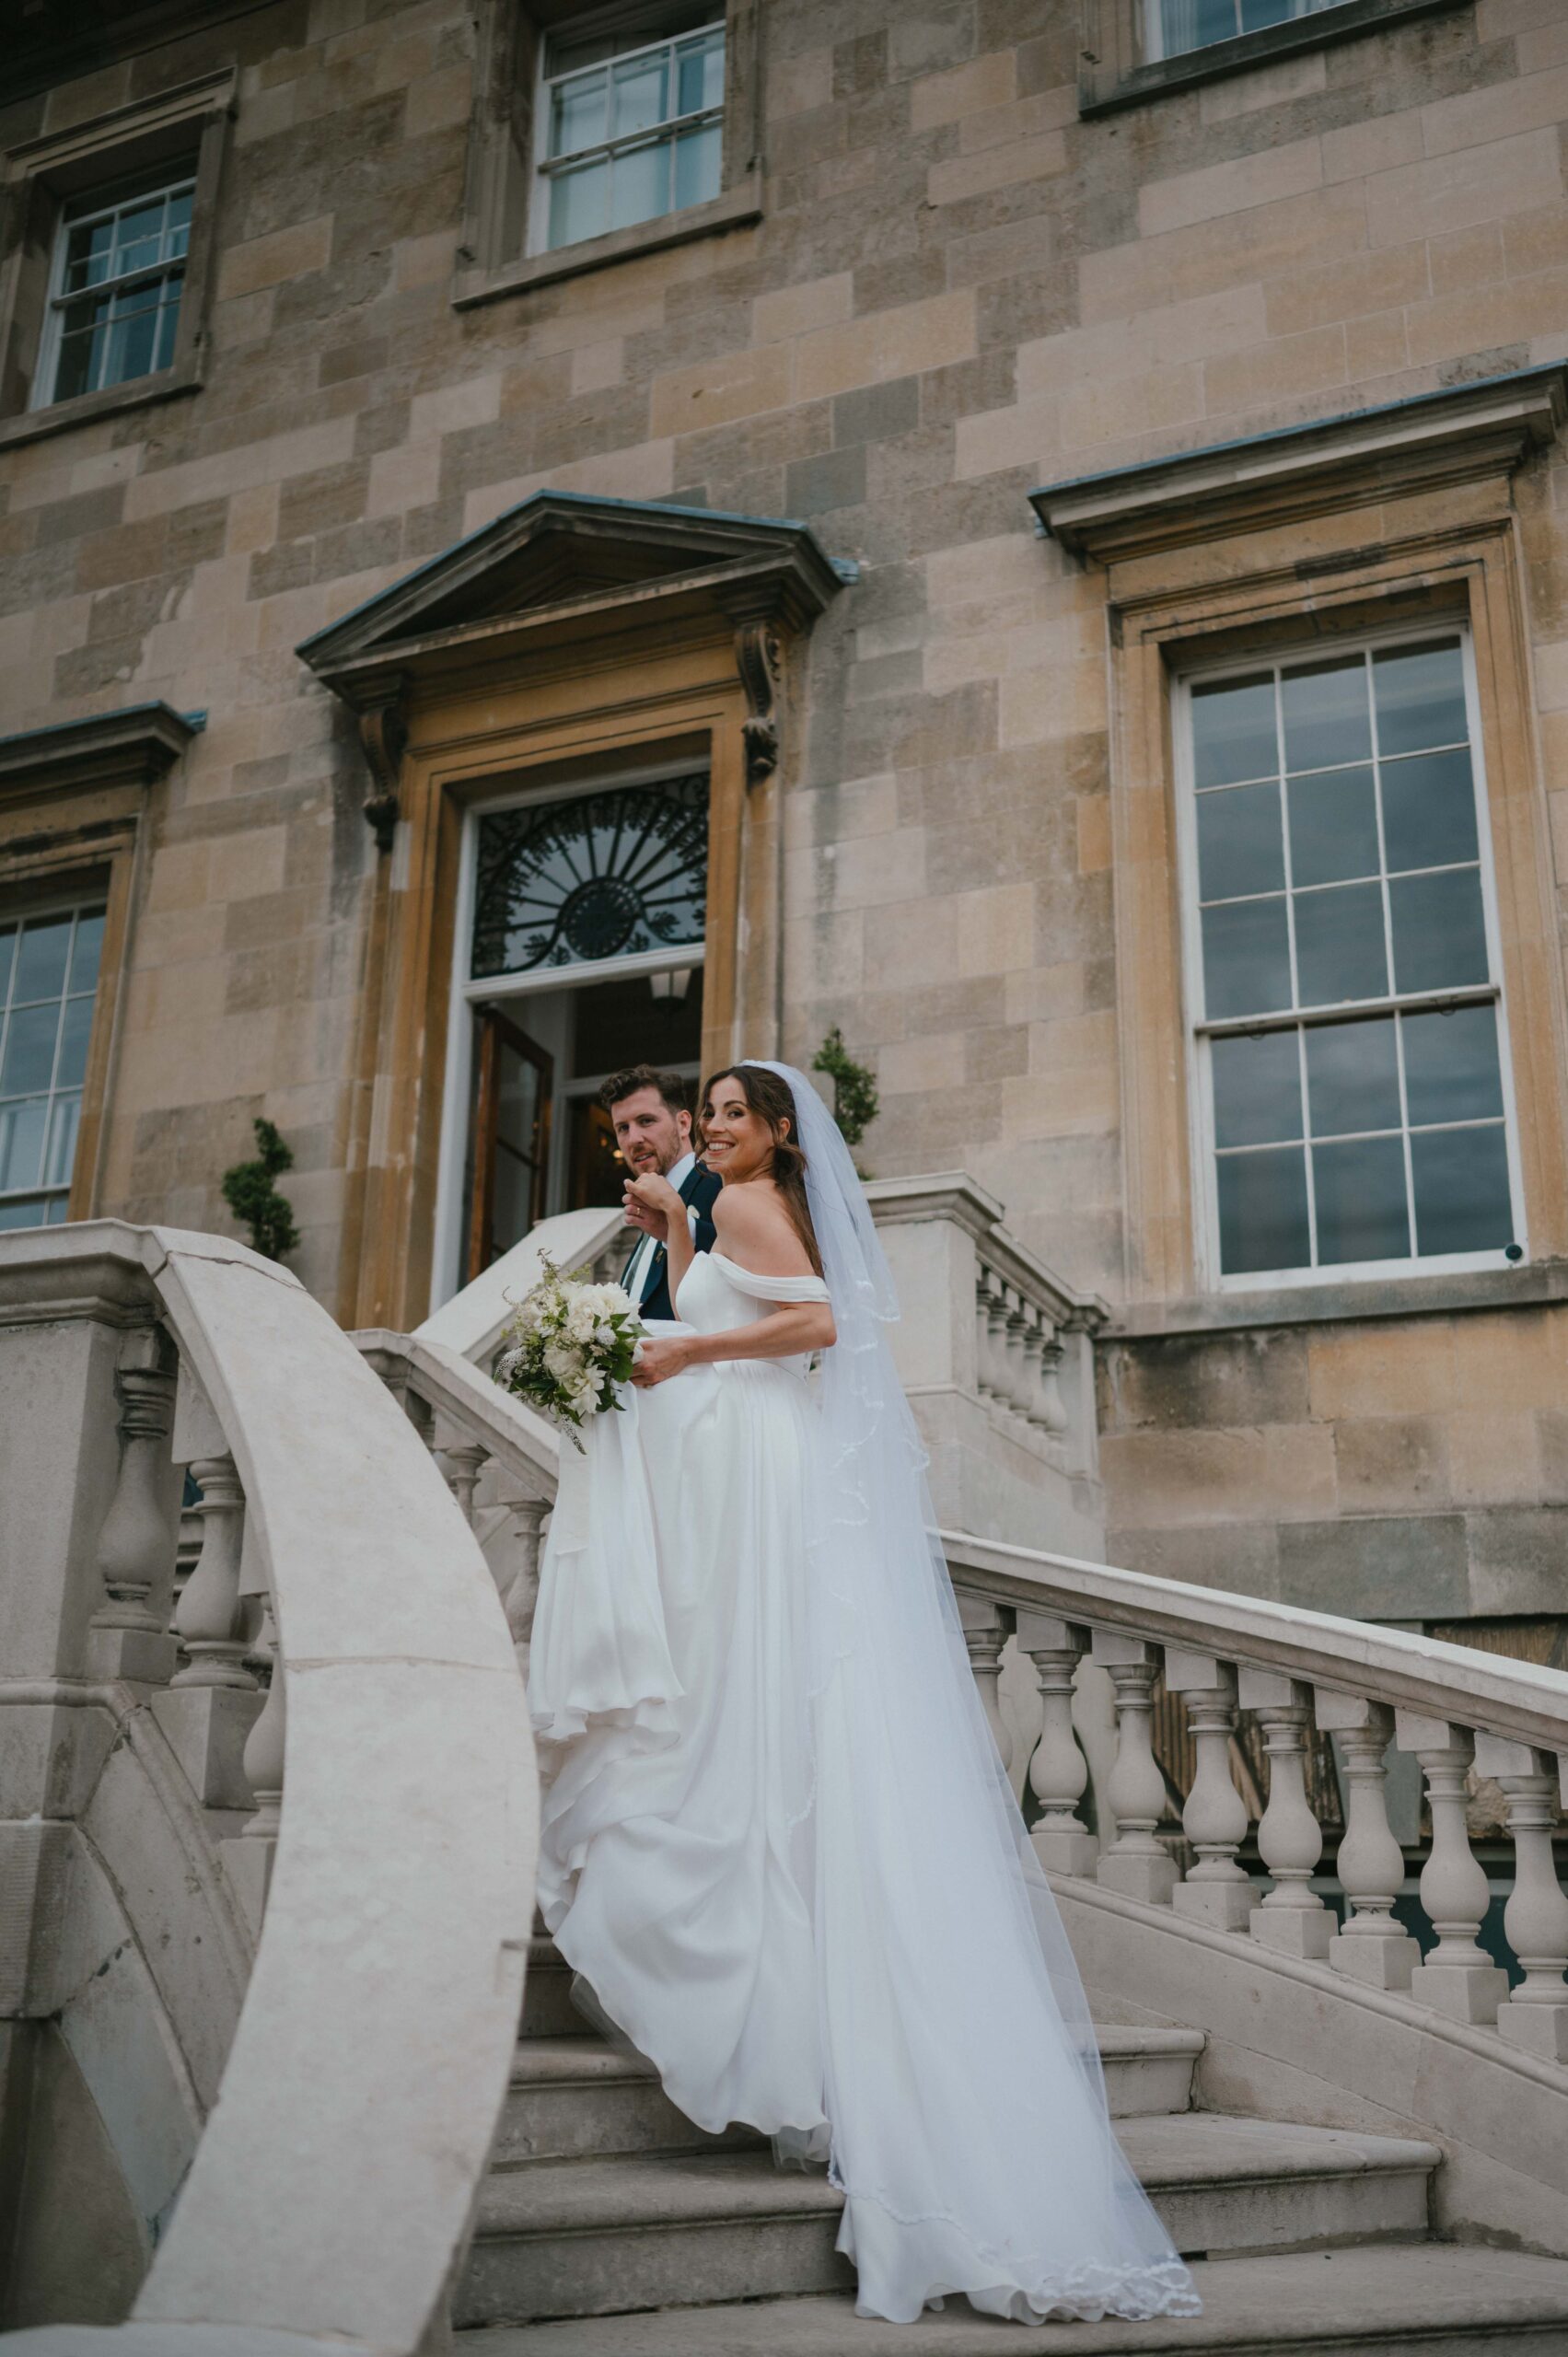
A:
0;1097;47;1192
1402;1003;1504;1128
493;1143;534;1250
1379;747;1479;875
1196;782;1283;902
69;910;106;994
549;158;610;248
64;217;115;292
1281;656;1371;774
54;993;95;1092
42;1091;81;1190
15;915;72;1003
1389;867;1489;993
1191;675;1277;788
677;29;725;111
1211;1028;1302;1148
1286;766;1378;887
1217;1145;1310;1275
552;67;607;157
104;288;159;389
1306;1016;1400;1138
1373;640;1468;758
1313;1134;1410;1265
0;1195;50;1231
1201;896;1292;1019
167;190;193;256
611;138;670;230
613;51;668;137
1293;881;1388;1006
1;1002;61;1097
54;301;110;401
1411;1125;1514;1257
0;925;15;1003
153;273;184;370
674;122;722;211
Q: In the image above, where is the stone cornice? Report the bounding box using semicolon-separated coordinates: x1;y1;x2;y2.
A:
1029;366;1568;564
0;702;203;801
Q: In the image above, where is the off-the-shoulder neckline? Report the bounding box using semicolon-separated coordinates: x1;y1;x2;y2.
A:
708;1247;827;1285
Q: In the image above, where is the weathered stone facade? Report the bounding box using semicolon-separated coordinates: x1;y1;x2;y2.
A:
4;0;1568;1627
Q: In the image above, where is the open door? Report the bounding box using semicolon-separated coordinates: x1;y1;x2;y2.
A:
465;1004;553;1280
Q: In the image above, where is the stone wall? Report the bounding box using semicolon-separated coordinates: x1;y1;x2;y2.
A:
4;0;1568;1620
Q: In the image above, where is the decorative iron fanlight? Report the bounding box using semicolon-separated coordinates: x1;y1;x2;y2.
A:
470;774;708;978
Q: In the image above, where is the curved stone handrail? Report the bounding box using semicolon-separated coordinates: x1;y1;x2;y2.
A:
2;1223;538;2357
944;1528;1568;1759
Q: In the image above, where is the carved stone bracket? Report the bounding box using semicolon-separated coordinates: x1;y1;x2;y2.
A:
735;621;782;789
357;694;408;852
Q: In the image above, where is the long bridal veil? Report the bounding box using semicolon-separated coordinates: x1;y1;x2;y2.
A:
748;1060;1199;2325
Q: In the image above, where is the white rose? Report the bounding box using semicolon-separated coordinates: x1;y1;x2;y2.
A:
544;1341;580;1384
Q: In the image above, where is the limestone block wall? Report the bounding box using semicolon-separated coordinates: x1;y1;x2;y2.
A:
1099;1300;1568;1621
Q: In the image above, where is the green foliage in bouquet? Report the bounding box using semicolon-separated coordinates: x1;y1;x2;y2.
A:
812;1027;879;1151
494;1256;646;1451
221;1118;299;1262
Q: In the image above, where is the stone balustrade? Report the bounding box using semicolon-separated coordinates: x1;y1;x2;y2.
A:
944;1532;1568;2062
0;1222;536;2357
861;1173;1107;1558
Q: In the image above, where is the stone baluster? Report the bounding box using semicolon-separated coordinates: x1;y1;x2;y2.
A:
958;1595;1013;1771
1473;1733;1568;2060
975;1265;1008;1401
1091;1630;1177;1904
1239;1669;1331;1957
1016;1309;1051;1428
172;1457;255;1689
441;1438;489;1527
1018;1613;1097;1876
88;1327;180;1686
240;1592;285;1845
1396;1713;1509;2025
1314;1690;1419;1989
1001;1284;1033;1416
1037;1331;1070;1439
1166;1652;1252;1931
498;1486;551;1661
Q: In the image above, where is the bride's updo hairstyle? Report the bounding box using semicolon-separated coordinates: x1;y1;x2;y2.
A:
698;1063;824;1276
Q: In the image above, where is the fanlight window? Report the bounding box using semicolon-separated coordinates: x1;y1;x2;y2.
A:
471;774;708;979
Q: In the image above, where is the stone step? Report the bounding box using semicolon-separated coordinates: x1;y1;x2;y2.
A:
495;2039;762;2164
501;2022;1202;2164
519;1942;587;2041
458;2119;1439;2330
457;2244;1568;2354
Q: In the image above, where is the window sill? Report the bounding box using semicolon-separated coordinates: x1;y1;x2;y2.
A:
1079;0;1470;120
0;354;203;453
451;172;761;309
1109;1257;1568;1341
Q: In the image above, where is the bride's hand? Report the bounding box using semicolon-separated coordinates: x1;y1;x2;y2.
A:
624;1170;681;1239
631;1335;693;1387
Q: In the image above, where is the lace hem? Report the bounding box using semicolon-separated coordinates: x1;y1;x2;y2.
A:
836;2185;1201;2327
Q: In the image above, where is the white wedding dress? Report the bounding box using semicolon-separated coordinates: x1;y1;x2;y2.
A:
528;1072;1200;2328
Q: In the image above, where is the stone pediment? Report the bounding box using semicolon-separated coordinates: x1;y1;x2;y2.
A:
296;489;855;708
296;490;854;848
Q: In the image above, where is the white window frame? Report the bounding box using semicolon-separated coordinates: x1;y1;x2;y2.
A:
1174;621;1527;1292
526;8;726;259
432;760;709;1306
32;166;196;412
0;889;107;1231
1142;0;1346;64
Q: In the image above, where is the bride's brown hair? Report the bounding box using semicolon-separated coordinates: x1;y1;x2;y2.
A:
697;1064;823;1276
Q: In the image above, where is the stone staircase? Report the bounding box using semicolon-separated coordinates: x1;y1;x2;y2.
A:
452;1933;1568;2353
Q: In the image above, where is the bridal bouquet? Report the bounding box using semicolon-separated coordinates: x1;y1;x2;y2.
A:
494;1258;645;1449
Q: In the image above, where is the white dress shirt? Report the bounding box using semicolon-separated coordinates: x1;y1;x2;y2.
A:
625;1149;695;1305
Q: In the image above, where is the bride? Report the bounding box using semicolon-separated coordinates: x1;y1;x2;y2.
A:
528;1062;1200;2327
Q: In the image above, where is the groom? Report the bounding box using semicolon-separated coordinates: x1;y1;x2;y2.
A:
603;1064;720;1321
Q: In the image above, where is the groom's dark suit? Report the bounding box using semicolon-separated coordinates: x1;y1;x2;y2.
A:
624;1160;722;1322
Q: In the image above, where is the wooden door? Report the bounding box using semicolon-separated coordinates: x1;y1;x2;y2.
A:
466;1004;553;1280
